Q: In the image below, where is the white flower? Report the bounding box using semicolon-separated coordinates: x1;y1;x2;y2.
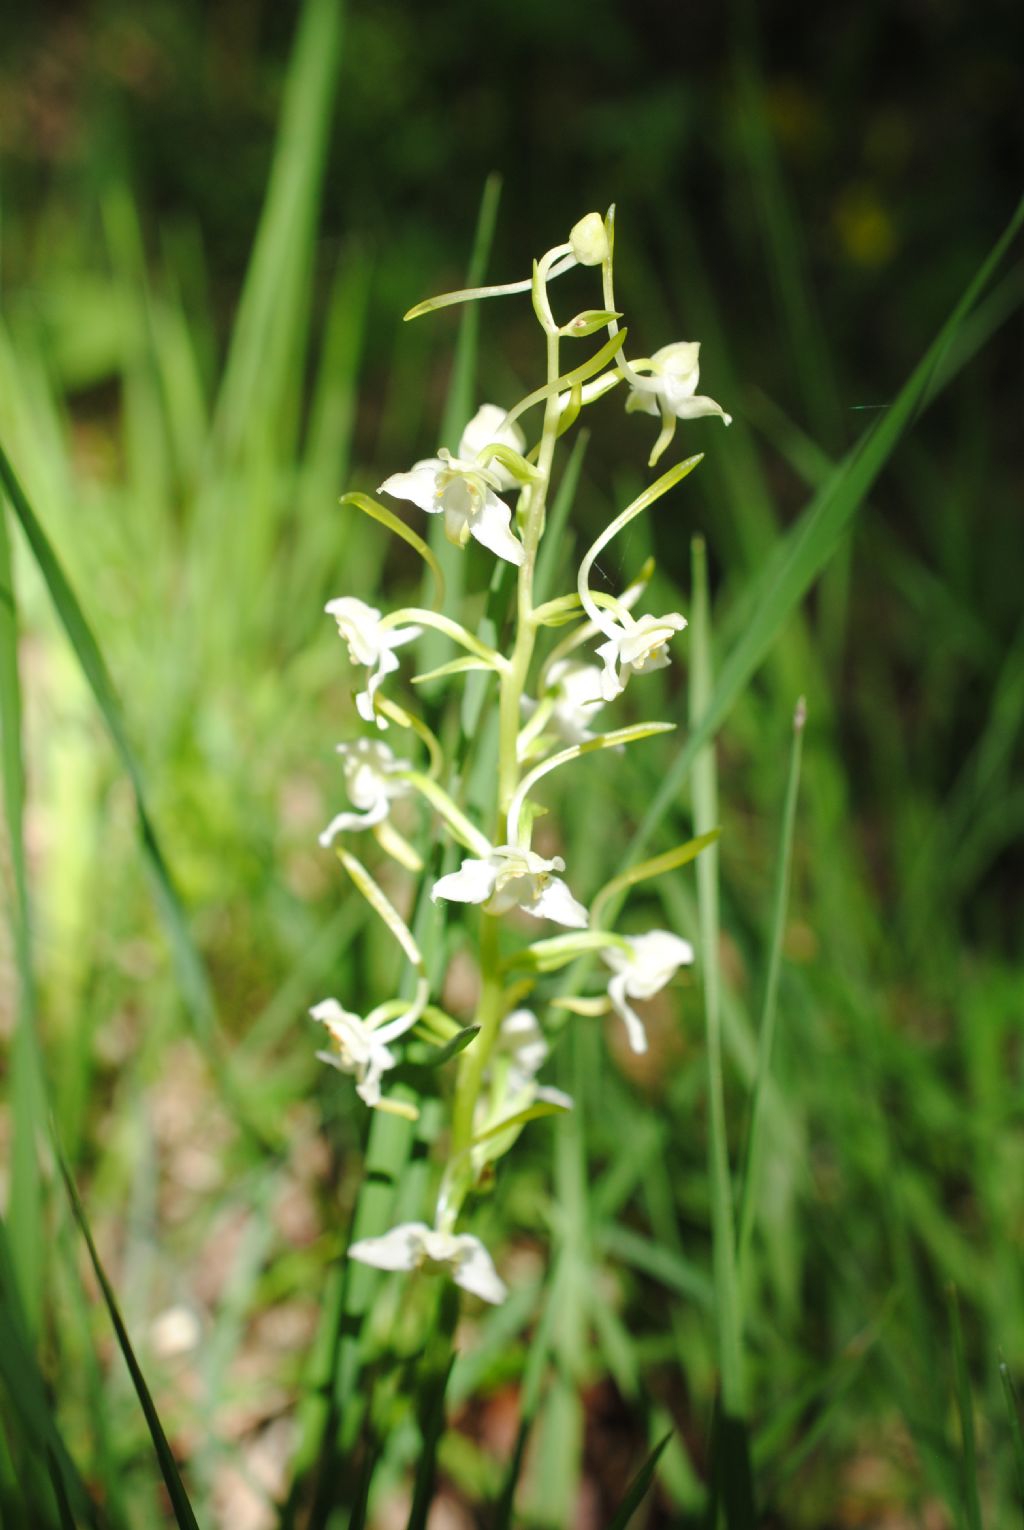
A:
602;931;695;1054
324;597;421;726
379;416;525;566
431;844;588;929
310;998;404;1107
471;1010;573;1173
457;404;526;491
319;738;412;846
348;1221;507;1304
491;1009;572;1107
625;341;732;427
595;611;687;701
544;659;608;745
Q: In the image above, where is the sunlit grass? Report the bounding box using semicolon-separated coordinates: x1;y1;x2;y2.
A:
1;0;1023;1526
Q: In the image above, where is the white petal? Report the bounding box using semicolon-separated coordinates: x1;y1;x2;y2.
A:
431;857;498;906
318;796;389;846
624;387;659;418
458;403;525;466
534;1084;575;1111
450;1237;508;1304
383;623;423;652
378;461;444;513
595;637;626;700
498;1009;548;1078
363;646;401;714
348;1222;430;1272
315;1047;354;1074
653;340;701;379
356;687;383;726
325;597;383;666
526;876;589;929
469;492;524;566
607;972;649;1054
355;1048;391;1106
670;394;732;425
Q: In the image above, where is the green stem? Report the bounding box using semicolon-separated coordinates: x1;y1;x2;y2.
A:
446;324;563;1219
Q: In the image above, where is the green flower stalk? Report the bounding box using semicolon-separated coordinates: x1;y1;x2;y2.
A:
310;206;729;1302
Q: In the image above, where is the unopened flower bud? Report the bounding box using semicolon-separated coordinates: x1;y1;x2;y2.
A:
570;212;609;267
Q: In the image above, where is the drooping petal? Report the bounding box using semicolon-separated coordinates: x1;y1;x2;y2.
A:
469;492;525;566
526;876;589;929
378;460;445;513
356;646;401;724
431;857;499;906
385;623;423;651
595;635;626;700
349;1222;430;1272
318;795;390;846
535;1083;575;1110
671;393;732;425
355;1046;393;1106
450;1237;508;1305
607;971;650;1054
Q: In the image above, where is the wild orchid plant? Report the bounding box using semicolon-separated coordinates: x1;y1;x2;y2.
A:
311;207;729;1307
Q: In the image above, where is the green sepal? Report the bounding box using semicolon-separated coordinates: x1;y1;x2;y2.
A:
559;308;622;338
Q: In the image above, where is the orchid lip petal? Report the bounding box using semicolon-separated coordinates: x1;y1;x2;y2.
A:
318;796;389;846
526;877;589;929
349;1223;430;1272
607;971;650;1054
431;857;498;905
378;461;445;512
469;492;525;566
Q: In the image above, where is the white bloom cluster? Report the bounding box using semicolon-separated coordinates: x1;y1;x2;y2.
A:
307;208;725;1307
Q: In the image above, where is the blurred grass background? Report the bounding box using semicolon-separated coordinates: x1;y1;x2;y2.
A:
0;0;1022;1525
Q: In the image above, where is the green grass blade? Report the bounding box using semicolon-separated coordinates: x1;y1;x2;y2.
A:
57;1148;202;1530
440;173;503;453
0;1218;98;1527
734;44;841;448
999;1358;1024;1522
948;1287;983;1530
606;1432;672;1530
212;0;344;459
737;698;805;1285
629;193;1024;863
533;427;589;606
44;1450;76;1530
419;174;503;678
0;444;278;1146
690;537;745;1410
690;537;754;1527
0;496;47;1334
406;1295;458;1530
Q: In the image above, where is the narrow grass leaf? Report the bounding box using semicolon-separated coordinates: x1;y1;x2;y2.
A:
948;1286;983;1530
737;698;805;1284
406;1349;457;1530
606;1432;672;1530
690;538;745;1410
629;193;1024;862
999;1358;1024;1522
0;497;46;1333
0;1218;99;1527
57;1149;202;1530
